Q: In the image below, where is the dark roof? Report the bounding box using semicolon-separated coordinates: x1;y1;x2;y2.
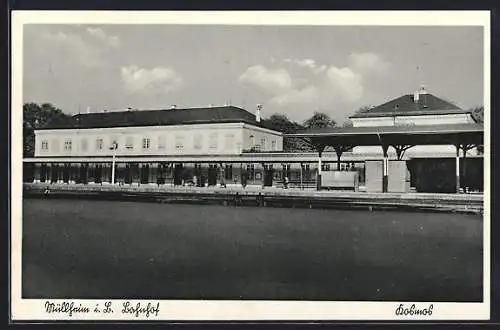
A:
290;123;484;136
349;93;468;119
288;123;483;147
38;106;262;130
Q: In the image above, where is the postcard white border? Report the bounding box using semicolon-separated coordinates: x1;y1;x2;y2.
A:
11;10;491;321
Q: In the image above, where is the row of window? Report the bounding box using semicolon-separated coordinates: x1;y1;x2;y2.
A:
248;136;278;151
40;134;244;152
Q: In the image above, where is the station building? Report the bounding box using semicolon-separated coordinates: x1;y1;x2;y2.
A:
22;88;484;193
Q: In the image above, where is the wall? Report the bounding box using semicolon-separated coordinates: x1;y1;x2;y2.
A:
241;124;283;152
351;145;466;158
351;113;475;127
35;122;283;157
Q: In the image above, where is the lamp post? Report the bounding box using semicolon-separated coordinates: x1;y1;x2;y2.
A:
110;141;118;184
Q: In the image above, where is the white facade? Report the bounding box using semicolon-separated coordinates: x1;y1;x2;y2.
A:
350;113;476;127
34;122;283;157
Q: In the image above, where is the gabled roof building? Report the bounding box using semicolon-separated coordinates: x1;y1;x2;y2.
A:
349;87;476;127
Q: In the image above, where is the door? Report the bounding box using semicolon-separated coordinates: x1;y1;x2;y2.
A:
207;165;217;186
141;164;150;184
95;164;102;184
174;163;183;186
79;163;88;184
157;163;166;185
63;164;70;183
124;164;132;184
40;164;47;183
50;164;59;183
263;164;274;187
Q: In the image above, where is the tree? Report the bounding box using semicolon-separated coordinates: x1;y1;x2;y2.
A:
261;113;313;151
469;106;484;155
342;120;353;128
303;111;337;129
356;105;373;114
470;106;484;123
23;102;70;157
261;113;303;134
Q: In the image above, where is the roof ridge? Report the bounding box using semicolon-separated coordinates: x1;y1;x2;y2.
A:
349;93;465;119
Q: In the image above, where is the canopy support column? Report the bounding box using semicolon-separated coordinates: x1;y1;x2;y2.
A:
391;144;415;160
382;144;389;193
333;145;355;171
377;134;389;193
455;143;461;194
300;163;303;190
315;143;325;190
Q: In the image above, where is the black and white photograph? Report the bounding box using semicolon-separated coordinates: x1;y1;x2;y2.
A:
11;11;490;321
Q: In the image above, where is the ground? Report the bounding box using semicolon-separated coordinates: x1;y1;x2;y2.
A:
22;198;483;301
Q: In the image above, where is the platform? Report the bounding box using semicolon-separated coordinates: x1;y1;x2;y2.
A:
23;183;484;214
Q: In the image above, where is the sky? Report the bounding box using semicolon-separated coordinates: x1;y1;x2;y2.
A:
23;24;484;124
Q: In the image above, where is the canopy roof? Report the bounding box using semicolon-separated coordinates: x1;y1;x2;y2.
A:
287;124;484;147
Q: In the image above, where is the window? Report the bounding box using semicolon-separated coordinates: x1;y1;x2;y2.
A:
157;136;166;150
96;138;104;151
194;134;203;150
142;138;151;149
303;164;311;180
249;135;255;148
125;136;134;149
247;164;255;180
209;133;218;149
81;138;88;152
224;134;234;150
41;140;49;151
260;137;267;150
175;136;184;150
64;139;72;151
271;140;276;151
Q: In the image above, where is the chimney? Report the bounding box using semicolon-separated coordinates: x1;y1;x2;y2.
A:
413;91;419;103
170;105;177;110
256;104;263;123
86;106;91;113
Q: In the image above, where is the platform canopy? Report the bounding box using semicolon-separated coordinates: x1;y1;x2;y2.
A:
287;123;484;193
287;123;484;149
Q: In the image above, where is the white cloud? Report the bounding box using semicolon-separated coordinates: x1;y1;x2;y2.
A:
270;85;319;106
86;27;120;48
283;58;326;74
296;59;316;69
121;65;184;94
239;63;364;106
238;65;292;95
41;27;120;67
239;54;390;118
86;27;107;40
325;66;363;102
42;30;104;67
348;52;391;75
